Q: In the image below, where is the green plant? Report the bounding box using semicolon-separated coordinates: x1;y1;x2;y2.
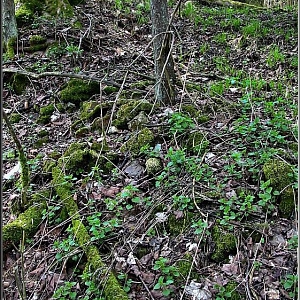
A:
257;179;279;211
266;46;285;68
168;112;195;135
214;32;227;44
199;42;210;54
117;273;133;293
172;195;193;210
182;1;197;20
281;274;298;298
80;272;105;299
53;226;79;261
52;281;77;300
288;235;298;250
242;20;260;36
191;218;208;234
153;257;179;296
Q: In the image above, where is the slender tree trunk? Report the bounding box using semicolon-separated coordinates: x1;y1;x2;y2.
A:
2;0;18;57
151;0;176;105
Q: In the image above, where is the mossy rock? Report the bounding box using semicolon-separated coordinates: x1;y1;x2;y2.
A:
80;101;111;121
37;104;55;124
103;86;118;94
263;159;296;218
113;100;153;129
128;111;149;131
75;126;90;137
16;5;35;27
91;115;111;132
130;80;153;89
10;74;29;95
183;131;209;155
60;79;100;106
211;225;236;262
120;128;154;156
181;104;199;117
3;202;46;251
9;113;21;124
59;142;116;175
29;35;47;45
145;158;162;175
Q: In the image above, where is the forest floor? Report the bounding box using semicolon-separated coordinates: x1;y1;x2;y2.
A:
2;1;298;299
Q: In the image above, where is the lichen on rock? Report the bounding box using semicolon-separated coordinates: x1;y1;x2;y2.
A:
145;157;162;175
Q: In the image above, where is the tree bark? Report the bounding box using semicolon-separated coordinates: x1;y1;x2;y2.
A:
2;0;18;45
151;0;176;105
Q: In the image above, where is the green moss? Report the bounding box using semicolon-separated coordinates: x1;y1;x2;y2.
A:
185;83;201;92
29;35;47;45
75;127;90;137
11;74;29;95
130;80;153;89
120;128;154;156
9;113;21;124
91;115;111;132
103;86;118;94
263;159;295;218
175;253;200;283
113;100;153;129
43;159;57;173
37;104;55;124
60;79;100;106
181;104;199;117
56;103;65;112
80;101;111;121
3;202;46;250
52;167;128;300
145;158;162;175
59;142;117;174
5;37;17;58
211;225;236;262
16;5;34;27
128;111;149;131
184;131;209;155
167;212;193;236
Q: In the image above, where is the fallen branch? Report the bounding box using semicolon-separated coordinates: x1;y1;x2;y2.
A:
52;165;129;300
3;68;122;88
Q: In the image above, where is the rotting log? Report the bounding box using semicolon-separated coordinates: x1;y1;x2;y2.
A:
52;166;129;300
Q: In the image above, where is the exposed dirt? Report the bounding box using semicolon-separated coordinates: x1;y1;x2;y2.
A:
2;1;298;300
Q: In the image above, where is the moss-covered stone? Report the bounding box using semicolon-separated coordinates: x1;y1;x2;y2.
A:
59;142;117;175
16;5;35;27
145;158;162;175
75;127;90;137
29;35;47;45
91;115;111;132
113;100;153;129
80;101;111;121
263;159;296;218
184;131;209;155
3;202;46;251
10;74;29;95
120;128;154;156
9;113;21;124
211;225;236;262
128;111;149;131
5;37;17;59
60;79;100;106
37;104;55;124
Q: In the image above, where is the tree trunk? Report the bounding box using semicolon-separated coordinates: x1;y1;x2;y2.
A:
2;0;17;43
151;0;176;105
